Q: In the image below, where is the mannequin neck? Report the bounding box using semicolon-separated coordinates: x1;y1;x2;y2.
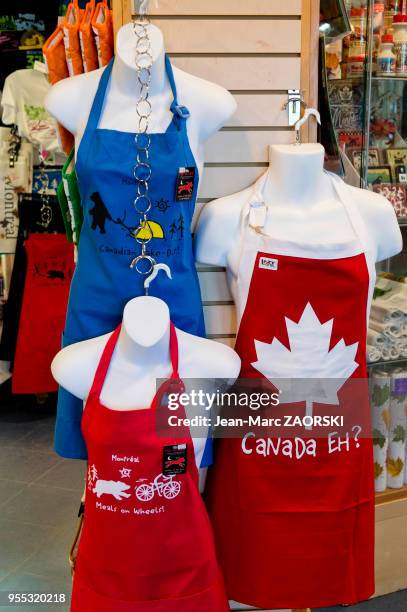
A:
113;22;167;96
119;297;171;369
263;143;333;208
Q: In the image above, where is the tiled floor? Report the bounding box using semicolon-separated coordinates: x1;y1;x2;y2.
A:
317;590;407;612
0;384;406;611
0;388;83;610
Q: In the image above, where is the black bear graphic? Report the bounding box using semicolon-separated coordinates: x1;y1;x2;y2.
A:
33;264;66;281
89;192;112;234
47;269;65;280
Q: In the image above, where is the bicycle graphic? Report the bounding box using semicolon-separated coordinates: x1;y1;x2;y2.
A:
135;473;181;502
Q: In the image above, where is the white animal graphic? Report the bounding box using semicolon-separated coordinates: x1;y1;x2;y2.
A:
92;479;131;500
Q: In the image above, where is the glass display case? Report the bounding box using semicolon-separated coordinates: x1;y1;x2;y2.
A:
322;2;407;192
321;1;407;499
321;0;407;331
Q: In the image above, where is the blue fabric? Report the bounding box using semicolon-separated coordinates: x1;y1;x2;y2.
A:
55;55;207;463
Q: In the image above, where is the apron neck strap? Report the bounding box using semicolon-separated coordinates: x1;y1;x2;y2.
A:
151;323;184;411
85;58;114;133
88;323;121;399
328;172;375;257
168;321;180;379
166;54;191;129
84;55;189;135
88;321;180;400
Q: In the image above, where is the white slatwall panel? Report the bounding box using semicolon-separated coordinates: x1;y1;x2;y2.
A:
204;304;237;336
198;167;264;200
149;0;302;16
115;0;316;346
170;56;301;90
227;94;295;127
205;130;293;163
197;270;232;302
157;2;301;344
154;19;301;54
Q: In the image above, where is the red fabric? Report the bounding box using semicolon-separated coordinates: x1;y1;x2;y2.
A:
206;250;375;609
71;324;228;611
12;234;74;394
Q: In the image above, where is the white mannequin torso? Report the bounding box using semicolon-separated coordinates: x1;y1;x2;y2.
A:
195;145;388;612
195;143;402;268
44;22;237;178
52;296;240;408
51;296;241;481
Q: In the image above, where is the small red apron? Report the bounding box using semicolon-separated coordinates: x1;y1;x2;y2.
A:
12;234;74;394
206;173;376;609
71;323;228;611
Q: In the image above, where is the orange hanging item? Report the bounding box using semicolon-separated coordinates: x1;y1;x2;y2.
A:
62;0;84;76
92;0;114;67
42;26;75;155
79;0;99;72
43;26;70;84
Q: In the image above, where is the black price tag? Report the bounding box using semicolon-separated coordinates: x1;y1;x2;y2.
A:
175;167;195;201
162;444;188;475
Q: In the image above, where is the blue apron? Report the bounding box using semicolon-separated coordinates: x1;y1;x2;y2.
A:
55;56;207;461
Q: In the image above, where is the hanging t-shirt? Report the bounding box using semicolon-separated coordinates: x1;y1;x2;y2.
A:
1;69;61;155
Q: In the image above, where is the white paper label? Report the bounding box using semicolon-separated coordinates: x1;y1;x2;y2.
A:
259;256;278;271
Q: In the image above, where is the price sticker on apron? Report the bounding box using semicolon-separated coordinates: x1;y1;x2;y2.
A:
175;167;196;201
163;444;188;475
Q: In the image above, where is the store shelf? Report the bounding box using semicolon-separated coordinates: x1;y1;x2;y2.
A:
368;357;407;368
375;485;407;505
372;75;407;82
328;76;363;84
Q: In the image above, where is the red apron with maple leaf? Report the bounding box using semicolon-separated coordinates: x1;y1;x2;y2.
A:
206;173;376;609
71;323;228;612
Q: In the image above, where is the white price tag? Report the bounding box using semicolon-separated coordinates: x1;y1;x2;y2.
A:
259;256;278;271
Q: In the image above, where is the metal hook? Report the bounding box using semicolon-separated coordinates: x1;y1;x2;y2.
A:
134;0;159;17
129;253;156;276
137;0;149;16
144;263;172;295
294;107;321;145
282;90;307;127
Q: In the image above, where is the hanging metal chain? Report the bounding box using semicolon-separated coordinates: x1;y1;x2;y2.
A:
129;9;157;276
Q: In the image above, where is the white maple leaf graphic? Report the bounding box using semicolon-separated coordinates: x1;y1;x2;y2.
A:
252;303;359;426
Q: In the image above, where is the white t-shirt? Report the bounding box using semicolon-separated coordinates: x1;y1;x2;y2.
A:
1;69;61;154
